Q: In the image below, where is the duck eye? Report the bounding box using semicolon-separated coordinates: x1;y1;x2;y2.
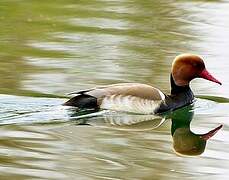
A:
192;63;197;67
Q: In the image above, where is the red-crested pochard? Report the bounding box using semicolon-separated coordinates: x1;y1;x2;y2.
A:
64;54;222;114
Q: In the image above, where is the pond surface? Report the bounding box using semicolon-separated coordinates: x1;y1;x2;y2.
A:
0;0;229;179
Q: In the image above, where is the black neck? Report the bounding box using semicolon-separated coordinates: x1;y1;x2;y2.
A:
155;74;194;114
170;74;190;95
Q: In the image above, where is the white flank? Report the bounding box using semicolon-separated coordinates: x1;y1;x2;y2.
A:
100;95;161;114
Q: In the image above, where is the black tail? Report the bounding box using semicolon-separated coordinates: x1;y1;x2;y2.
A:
63;94;98;109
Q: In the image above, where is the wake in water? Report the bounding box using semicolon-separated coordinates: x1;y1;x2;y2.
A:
0;94;167;129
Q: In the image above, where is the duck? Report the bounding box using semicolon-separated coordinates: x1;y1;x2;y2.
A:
64;54;221;114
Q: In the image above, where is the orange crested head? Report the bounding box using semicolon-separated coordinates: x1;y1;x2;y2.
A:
171;54;222;86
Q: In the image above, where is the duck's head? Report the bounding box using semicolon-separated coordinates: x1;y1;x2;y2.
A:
172;54;222;86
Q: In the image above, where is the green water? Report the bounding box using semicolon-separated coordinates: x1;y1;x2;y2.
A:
0;0;229;179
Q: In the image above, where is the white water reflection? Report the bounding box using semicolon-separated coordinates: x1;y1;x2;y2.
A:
68;17;131;30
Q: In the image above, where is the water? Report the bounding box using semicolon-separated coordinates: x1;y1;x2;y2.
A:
0;0;229;179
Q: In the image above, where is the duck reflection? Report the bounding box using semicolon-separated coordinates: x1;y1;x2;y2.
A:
69;104;222;156
171;105;222;156
68;108;167;130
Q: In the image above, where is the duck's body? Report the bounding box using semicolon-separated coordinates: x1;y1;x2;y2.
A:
64;76;194;114
64;54;221;114
65;83;165;114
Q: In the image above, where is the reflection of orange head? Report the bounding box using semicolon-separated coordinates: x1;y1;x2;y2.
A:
172;54;222;86
173;128;206;156
173;124;223;156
